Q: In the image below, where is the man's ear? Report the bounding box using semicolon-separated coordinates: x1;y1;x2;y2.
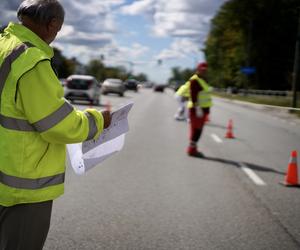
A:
47;18;62;32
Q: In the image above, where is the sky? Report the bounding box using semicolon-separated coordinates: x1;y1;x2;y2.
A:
0;0;227;83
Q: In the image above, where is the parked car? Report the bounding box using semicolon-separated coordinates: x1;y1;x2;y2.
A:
64;74;101;105
142;81;153;88
102;78;125;97
124;79;138;92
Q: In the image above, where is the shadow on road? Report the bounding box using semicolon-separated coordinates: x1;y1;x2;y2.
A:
199;156;285;176
205;122;227;130
244;162;285;175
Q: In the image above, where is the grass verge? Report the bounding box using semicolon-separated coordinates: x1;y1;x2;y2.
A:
213;92;300;118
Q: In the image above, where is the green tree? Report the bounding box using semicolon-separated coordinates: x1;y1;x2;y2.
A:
52;47;76;78
204;0;300;90
105;66;128;80
134;73;148;82
85;59;105;81
168;67;194;83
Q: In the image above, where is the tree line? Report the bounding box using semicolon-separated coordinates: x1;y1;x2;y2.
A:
52;48;148;82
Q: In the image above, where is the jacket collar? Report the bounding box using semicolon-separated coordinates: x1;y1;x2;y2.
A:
5;22;54;58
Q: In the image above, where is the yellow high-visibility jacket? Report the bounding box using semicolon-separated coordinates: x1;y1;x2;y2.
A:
175;82;190;98
0;22;104;206
186;74;213;108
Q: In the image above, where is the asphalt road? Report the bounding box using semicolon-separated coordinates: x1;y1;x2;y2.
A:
44;88;300;250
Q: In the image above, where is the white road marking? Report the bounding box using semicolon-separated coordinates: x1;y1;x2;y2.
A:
211;133;223;143
239;163;266;186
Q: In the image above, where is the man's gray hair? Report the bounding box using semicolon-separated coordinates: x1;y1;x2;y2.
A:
17;0;65;25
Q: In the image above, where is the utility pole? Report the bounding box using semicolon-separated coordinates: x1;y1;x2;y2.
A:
292;8;300;109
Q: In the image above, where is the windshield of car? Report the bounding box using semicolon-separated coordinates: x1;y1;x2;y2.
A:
67;79;94;90
106;79;122;85
126;80;137;85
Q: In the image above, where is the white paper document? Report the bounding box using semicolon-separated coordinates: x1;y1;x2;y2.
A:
67;102;133;175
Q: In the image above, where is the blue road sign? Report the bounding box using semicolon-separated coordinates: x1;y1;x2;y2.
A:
240;67;256;75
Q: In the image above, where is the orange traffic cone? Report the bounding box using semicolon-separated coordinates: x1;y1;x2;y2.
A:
225;119;235;139
283;150;299;186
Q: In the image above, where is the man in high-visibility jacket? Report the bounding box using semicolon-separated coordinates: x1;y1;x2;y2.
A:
186;62;212;157
174;83;189;121
0;1;111;249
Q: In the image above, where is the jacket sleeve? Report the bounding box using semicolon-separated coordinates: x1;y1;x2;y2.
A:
16;60;104;144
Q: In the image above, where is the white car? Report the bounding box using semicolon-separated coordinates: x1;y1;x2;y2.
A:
64;75;101;105
102;78;125;97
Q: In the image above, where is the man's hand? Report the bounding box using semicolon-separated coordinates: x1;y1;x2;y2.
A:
101;110;111;129
195;106;203;118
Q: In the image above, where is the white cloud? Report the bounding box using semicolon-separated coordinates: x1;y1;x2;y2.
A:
156;38;201;61
102;42;150;67
55;0;128;63
61;0;119;33
0;0;20;24
120;0;156;16
119;0;227;81
0;0;227;82
121;0;225;38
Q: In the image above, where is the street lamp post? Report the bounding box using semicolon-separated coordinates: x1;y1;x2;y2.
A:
128;61;134;74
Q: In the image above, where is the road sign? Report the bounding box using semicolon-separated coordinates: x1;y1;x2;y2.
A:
240;66;256;75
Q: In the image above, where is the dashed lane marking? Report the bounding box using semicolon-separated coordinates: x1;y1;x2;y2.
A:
239;162;266;186
211;133;223;143
210;134;266;185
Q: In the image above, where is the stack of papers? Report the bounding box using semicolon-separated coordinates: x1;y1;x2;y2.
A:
67;102;133;175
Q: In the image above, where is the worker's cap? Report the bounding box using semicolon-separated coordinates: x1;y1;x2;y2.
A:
197;62;208;72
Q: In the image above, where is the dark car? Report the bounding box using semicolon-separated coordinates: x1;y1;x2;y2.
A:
124;79;138;92
153;84;165;92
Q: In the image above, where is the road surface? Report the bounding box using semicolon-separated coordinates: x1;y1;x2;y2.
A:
44;88;300;250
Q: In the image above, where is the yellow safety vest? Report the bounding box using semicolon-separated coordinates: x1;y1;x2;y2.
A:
187;74;212;108
175;81;190;98
0;22;104;206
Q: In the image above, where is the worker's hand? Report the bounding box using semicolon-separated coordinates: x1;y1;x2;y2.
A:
195;106;203;118
101;110;111;129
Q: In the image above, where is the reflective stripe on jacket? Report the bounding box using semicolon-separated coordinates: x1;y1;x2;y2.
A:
187;74;212;108
0;22;104;206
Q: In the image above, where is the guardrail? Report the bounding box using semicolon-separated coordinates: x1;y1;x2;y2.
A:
213;88;291;97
